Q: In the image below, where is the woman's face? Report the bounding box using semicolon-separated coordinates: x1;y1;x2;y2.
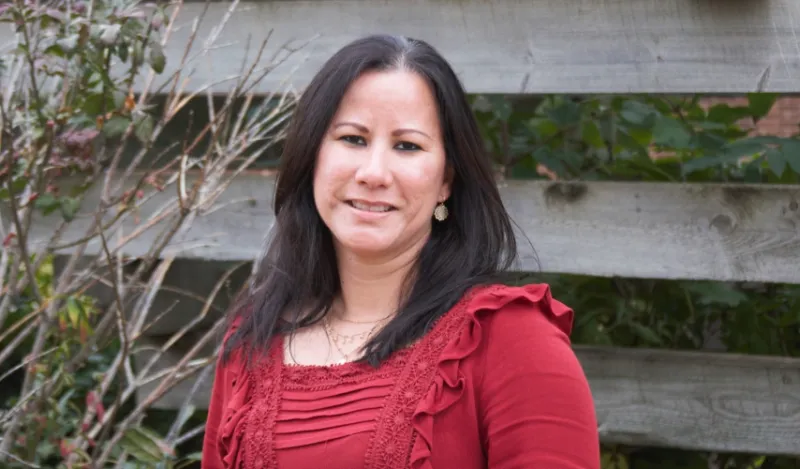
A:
313;69;451;261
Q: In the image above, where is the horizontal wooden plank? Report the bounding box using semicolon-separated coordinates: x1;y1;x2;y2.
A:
580;345;800;455
20;175;800;283
3;0;800;93
136;338;800;455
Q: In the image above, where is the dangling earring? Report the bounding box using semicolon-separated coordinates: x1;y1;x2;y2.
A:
433;201;449;221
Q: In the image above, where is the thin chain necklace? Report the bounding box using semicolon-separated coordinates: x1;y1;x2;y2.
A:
323;315;388;364
335;312;394;325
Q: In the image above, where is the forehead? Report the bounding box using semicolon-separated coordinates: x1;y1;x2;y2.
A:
334;69;439;124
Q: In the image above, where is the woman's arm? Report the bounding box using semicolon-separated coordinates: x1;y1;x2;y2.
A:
480;298;600;469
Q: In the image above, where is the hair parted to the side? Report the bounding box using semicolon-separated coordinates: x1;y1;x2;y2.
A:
223;34;519;367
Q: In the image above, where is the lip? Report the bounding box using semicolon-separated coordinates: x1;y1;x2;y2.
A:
347;198;395;206
345;198;396;219
346;198;396;210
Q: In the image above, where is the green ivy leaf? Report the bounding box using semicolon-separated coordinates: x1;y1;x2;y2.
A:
530;117;560;139
695;132;727;153
742;158;763;182
652;116;692;149
487;95;512;121
720;138;767;159
581;121;605;148
627;127;653;147
615;129;649;157
686;137;770;173
684;282;748;307
781;140;800;173
619;100;658;128
765;147;786;177
747;92;778;120
547;99;581;127
691;120;728;131
681;156;721;174
706;103;751;125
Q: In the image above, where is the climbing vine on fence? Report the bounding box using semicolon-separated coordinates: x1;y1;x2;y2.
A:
472;93;800;183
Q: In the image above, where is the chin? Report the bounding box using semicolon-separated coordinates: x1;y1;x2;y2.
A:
334;231;394;256
340;237;391;255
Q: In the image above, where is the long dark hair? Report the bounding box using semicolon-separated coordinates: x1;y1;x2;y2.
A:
224;34;518;367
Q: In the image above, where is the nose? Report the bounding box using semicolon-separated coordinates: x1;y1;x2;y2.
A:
354;143;393;188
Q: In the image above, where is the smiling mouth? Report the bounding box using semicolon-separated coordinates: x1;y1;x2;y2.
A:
347;200;396;213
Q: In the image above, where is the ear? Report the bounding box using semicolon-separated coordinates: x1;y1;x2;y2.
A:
439;164;454;201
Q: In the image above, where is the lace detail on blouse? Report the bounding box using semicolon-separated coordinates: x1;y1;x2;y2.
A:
364;297;472;467
243;341;283;469
241;287;480;469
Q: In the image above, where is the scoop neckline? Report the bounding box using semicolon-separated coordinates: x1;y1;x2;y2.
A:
278;333;413;371
275;285;482;372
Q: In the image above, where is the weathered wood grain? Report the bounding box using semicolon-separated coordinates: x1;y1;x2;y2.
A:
578;345;800;455
136;339;800;455
3;0;800;93
21;175;800;283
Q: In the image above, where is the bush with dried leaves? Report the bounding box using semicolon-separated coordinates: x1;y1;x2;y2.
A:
0;1;303;467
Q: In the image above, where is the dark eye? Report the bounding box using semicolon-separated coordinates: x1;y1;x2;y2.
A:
341;135;366;146
395;141;421;151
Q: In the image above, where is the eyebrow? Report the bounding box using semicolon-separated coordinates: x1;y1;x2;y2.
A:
333;121;432;140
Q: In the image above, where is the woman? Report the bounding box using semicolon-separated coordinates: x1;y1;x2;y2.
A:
202;34;599;469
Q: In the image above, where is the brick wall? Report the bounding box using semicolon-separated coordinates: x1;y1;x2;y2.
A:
700;96;800;137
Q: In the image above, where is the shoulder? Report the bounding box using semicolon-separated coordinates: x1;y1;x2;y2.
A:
454;282;582;386
464;282;574;347
453;283;599;468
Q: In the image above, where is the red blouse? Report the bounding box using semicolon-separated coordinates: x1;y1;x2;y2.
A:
201;283;600;469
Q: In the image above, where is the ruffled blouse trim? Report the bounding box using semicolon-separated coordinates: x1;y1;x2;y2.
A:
408;283;573;469
215;316;252;469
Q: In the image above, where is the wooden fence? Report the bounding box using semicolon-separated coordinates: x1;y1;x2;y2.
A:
34;174;800;455
13;0;800;458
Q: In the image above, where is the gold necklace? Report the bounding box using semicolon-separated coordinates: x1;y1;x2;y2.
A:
323;316;385;364
334;312;395;325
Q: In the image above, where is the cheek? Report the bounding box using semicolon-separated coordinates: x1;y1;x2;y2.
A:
314;145;351;203
404;160;446;198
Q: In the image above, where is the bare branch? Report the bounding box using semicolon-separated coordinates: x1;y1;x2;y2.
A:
0;0;304;464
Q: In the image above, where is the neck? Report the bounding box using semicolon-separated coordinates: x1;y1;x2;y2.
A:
334;240;424;323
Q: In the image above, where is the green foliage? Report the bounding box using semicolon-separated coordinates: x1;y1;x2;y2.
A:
471;94;800;184
1;255;202;468
535;274;800;357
